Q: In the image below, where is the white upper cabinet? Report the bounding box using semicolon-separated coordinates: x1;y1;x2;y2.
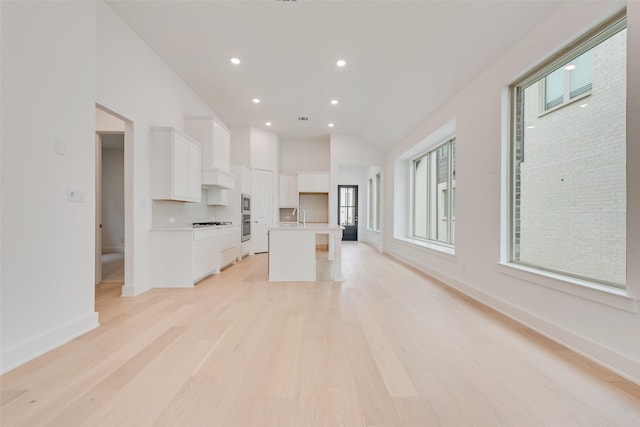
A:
150;127;201;203
185;117;234;189
297;172;330;193
279;173;298;207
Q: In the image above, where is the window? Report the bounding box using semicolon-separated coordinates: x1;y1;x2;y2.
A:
368;178;374;229
511;16;626;288
412;138;456;245
374;173;381;231
543;49;593;111
367;173;382;231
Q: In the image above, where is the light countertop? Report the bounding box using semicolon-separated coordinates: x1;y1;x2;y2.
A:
269;222;343;231
151;224;239;232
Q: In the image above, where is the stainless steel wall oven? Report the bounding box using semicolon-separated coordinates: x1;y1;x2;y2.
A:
241;194;251;242
241;214;251;242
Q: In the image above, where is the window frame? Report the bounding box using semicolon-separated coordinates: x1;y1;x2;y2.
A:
374;172;381;231
411;137;456;247
368;177;374;230
508;14;627;289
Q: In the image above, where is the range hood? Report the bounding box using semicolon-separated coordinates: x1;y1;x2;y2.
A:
202;168;235;189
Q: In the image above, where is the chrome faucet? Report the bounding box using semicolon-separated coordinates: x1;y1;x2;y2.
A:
292;206;306;225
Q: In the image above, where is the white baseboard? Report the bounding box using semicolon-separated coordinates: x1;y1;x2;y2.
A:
385;247;640;386
121;280;151;297
0;311;99;375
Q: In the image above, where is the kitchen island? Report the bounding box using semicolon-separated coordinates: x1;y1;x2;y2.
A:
268;223;343;282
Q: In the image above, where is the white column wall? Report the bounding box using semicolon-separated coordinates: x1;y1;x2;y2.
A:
1;1;99;373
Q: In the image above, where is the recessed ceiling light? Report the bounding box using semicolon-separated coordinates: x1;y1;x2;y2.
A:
526;125;535;129
265;122;272;126
330;99;338;105
252;98;260;104
230;57;241;65
564;64;576;71
328;123;334;127
580;103;588;108
336;59;346;67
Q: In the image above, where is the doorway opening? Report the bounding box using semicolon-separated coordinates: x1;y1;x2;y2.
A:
338;185;358;241
95;105;133;302
97;133;124;283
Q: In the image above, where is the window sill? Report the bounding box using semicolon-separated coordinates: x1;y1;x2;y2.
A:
538;92;591;118
496;262;637;313
394;236;455;258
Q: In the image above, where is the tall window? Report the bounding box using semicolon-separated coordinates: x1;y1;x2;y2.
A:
367;173;382;231
511;16;626;288
368;178;374;229
374;173;381;231
413;138;456;245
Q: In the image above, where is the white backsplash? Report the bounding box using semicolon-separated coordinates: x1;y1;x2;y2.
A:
152;189;218;227
151;188;243;227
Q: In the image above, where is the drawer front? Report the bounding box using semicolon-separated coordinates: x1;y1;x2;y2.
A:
220;247;239;268
193;228;217;241
220;233;238;251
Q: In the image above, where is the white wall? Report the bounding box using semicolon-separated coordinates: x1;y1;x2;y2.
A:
250;127;279;171
151;190;217;227
230;125;251;167
336;165;367;241
279;137;330;172
385;1;640;383
96;0;217;296
96;107;125;132
0;0;226;373
1;1;99;373
365;165;383;250
330;133;385;247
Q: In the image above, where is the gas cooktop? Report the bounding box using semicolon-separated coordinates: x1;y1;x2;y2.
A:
192;221;232;228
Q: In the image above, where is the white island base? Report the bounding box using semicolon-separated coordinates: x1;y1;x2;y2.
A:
268;223;343;282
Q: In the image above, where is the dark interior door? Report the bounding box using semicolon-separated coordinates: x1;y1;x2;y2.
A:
338;185;358;241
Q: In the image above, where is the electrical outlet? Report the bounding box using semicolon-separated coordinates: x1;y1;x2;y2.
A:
169;217;175;224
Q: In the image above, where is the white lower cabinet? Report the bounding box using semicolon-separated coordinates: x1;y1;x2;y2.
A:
219;225;241;269
149;225;241;288
192;228;220;281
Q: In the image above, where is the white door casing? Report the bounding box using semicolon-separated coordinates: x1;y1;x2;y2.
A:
95;134;102;284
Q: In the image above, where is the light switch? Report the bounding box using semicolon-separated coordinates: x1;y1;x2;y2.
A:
67;188;86;202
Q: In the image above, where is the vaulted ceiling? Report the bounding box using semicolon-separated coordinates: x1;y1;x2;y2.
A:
106;0;564;151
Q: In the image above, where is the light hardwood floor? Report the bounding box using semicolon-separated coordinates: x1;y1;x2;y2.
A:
2;242;640;426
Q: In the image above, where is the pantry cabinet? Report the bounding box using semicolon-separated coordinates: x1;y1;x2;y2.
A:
279;173;298;208
150;127;201;203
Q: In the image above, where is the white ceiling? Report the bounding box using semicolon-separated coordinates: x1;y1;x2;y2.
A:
106;0;564;151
